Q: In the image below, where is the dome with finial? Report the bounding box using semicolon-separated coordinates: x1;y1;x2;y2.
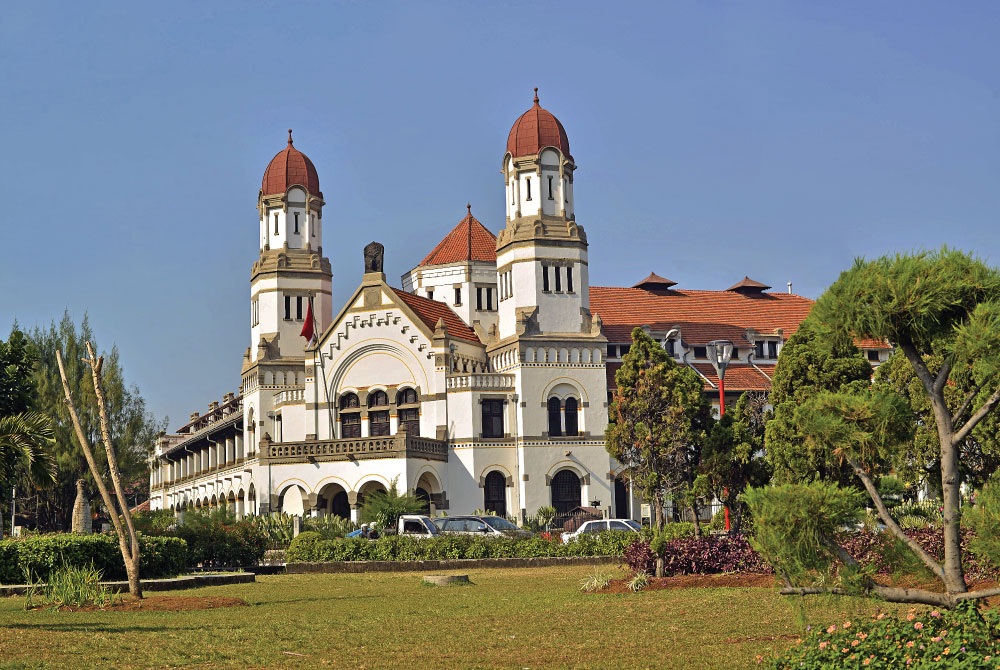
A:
506;88;572;159
261;129;321;197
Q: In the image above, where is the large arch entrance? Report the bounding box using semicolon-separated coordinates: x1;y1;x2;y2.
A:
317;482;351;519
279;484;307;516
551;470;582;515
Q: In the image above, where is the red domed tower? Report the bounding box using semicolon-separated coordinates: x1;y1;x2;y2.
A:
247;130;333;390
495;89;592;341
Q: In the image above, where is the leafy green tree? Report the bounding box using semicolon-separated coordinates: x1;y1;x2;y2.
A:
359;477;426;529
606;327;712;532
24;313;165;530
697;391;771;534
0;328;37;418
765;318;873;485
750;248;1000;608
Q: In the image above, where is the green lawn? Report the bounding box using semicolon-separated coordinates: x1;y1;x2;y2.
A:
0;567;907;669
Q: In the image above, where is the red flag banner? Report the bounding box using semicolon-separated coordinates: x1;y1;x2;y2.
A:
300;299;315;342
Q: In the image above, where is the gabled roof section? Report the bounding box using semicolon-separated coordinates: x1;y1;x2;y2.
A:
591;286;813;345
419;206;497;267
391;289;480;343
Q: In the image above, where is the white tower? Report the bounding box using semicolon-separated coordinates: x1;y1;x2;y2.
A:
496;89;592;339
243;131;333;452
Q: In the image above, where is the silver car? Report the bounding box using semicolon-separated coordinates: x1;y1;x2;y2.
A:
433;515;531;538
561;519;641;543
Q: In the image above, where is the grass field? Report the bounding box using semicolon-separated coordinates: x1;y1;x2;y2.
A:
0;566;908;669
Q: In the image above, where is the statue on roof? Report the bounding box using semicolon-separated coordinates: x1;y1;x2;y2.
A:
364;241;384;273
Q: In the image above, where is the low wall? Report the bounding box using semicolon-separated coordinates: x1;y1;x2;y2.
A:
286;555;621;574
0;572;254;597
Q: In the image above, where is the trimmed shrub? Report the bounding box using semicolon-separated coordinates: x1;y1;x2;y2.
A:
764;601;1000;669
0;534;187;584
286;531;325;562
623;534;771;576
169;508;269;568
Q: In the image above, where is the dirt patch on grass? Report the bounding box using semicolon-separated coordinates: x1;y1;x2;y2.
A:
599;573;776;594
30;596;249;612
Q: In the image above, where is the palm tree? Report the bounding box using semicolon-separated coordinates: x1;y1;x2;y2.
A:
0;411;56;487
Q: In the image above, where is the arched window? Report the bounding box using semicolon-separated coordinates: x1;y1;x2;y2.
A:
368;390;388;408
339;393;361;438
547;397;562;437
484;471;507;517
564;397;579;437
397;388;418;405
551;469;581;515
397;388;419;436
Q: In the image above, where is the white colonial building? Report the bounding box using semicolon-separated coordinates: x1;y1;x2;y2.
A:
149;91;885;522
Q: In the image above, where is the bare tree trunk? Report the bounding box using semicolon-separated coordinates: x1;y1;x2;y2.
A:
56;346;143;599
653;498;664;532
690;500;702;538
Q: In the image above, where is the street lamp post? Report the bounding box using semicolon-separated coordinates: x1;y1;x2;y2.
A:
705;340;734;531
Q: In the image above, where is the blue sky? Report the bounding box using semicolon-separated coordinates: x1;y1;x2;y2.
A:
2;2;998;428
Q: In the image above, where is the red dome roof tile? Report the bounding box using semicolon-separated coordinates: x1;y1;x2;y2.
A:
261;130;321;197
420;205;497;266
506;88;571;159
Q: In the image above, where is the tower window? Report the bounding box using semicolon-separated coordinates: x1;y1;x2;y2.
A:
427;289;434;301
486;287;494;310
547;397;562;437
476;287;483;311
296;296;303;320
311;214;315;237
564;397;579;437
525;177;532;201
273;213;278;235
768;341;778;359
554;266;562;292
567;266;574;292
547;176;554;200
542;265;550;292
284;296;291;320
481;399;504;438
294;212;299;234
511;184;515;205
454;287;462;305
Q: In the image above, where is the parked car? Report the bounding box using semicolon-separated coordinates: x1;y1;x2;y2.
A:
433;515;531;538
346;514;440;539
561;519;640;543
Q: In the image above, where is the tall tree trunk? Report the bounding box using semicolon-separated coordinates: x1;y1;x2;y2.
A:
56;346;143;599
653;498;664;531
690;500;702;538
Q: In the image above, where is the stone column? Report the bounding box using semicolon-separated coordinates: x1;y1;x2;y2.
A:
348;490;360;524
71;480;92;534
236;433;245;459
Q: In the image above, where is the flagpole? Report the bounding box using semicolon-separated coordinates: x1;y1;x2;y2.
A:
308;293;336;439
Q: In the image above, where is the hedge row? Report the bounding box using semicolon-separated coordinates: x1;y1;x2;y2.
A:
624;534;771;576
0;534;187;584
287;531;638;562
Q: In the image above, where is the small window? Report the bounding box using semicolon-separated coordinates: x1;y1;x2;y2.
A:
369;411;390;436
477;287;483;311
310;214;315;237
399;407;419;435
427;289;434;301
454;287;462;305
526;177;532;201
868;350;880;362
511;183;515;205
296;296;302;320
482;399;505;438
486;287;494;311
284;295;291;320
731;348;739;360
368;390;388;408
768;341;778;359
542;265;550;292
340;393;360;409
566;266;573;292
693;346;707;359
619;344;631;357
294;212;299;234
547;397;562;437
665;339;675;357
397;388;418;405
547;175;554;200
564;397;579;437
607;345;616;358
341;413;361;438
273;213;278;235
755;341;765;358
554;266;562;292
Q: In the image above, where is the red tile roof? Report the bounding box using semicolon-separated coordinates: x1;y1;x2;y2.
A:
261;130;321;197
726;276;772;293
506;88;572;159
130;499;151;514
605;361;776;392
420;207;497;266
391;288;481;343
591;286;814;346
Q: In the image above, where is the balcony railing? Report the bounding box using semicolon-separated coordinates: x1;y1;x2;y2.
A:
273;387;305;407
259;431;448;464
446;373;515;391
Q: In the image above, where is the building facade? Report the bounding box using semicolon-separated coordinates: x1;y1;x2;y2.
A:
148;92;892;522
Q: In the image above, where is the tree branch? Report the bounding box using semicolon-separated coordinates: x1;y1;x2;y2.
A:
780;584;955;608
952;379;986;426
933;355;953;395
899;341;936;397
845;454;946;583
954;384;1000;446
954;587;1000;602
